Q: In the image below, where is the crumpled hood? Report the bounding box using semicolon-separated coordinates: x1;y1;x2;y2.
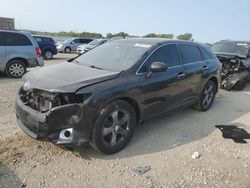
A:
23;62;120;93
216;53;250;69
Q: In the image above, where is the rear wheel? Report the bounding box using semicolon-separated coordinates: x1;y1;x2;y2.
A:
43;50;53;60
6;60;26;78
194;80;216;111
90;100;136;154
64;47;71;53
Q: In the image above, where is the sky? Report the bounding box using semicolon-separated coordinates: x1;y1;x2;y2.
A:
1;0;249;43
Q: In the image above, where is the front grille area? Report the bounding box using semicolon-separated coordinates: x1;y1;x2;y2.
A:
19;88;60;113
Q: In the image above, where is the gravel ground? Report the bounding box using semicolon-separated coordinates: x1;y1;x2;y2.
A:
0;53;250;188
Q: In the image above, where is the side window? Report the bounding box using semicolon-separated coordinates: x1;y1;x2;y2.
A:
4;32;32;46
179;44;202;64
43;38;54;43
199;46;214;60
146;44;180;67
0;32;4;46
35;37;43;42
80;39;91;43
73;39;79;43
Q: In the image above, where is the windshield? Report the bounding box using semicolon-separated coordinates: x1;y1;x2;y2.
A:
74;40;152;72
63;38;73;44
212;42;250;57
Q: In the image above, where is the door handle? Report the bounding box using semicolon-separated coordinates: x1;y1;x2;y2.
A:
203;66;208;70
177;72;186;79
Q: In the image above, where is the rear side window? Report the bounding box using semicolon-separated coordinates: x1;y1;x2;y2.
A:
147;44;180;67
199;46;215;60
34;37;43;42
4;32;32;46
80;39;92;43
179;44;202;64
43;37;54;43
0;32;4;46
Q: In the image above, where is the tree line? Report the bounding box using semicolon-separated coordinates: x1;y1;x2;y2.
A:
23;30;193;40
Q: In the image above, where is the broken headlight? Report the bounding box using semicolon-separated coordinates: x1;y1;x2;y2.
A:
59;93;92;105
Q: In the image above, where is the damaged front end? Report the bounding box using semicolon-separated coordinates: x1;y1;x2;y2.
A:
15;87;92;146
217;54;250;90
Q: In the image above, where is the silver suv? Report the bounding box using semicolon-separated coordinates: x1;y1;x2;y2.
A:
0;30;44;78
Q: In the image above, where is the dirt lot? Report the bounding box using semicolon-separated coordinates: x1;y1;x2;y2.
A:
0;53;250;188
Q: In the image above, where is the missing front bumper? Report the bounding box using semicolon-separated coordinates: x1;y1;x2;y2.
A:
15;95;90;146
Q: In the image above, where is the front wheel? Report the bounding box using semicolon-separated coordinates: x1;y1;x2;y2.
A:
194;80;216;111
233;80;247;91
64;47;71;53
90;100;136;154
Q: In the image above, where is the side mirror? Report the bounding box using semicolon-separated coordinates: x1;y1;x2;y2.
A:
150;62;168;73
71;41;75;44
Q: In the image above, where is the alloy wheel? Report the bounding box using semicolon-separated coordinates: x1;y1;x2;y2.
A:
102;110;130;146
44;51;53;60
202;84;215;109
9;63;25;77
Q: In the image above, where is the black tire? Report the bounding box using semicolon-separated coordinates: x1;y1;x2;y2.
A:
90;100;136;154
194;80;216;112
64;47;71;53
43;50;53;60
5;60;26;78
233;80;246;91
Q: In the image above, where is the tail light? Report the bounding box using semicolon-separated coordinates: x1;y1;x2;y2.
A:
36;47;42;57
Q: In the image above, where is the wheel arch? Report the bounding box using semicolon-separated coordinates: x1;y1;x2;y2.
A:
64;46;71;52
208;76;219;93
117;97;141;123
6;57;29;68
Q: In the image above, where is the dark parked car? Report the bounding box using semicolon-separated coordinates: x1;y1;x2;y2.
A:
33;36;57;60
211;40;250;90
15;39;220;154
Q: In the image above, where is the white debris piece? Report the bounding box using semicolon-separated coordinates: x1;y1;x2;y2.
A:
191;152;200;159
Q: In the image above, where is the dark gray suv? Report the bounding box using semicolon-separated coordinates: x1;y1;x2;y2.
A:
16;39;220;154
0;30;44;78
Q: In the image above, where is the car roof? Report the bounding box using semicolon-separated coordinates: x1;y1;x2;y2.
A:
32;35;53;39
215;40;250;44
111;37;203;46
0;29;30;35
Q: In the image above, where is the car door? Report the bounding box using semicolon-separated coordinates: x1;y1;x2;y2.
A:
0;32;6;69
71;39;80;51
178;44;207;98
142;44;190;118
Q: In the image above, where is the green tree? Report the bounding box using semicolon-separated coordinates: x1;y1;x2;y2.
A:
177;33;193;40
143;33;174;39
107;32;129;38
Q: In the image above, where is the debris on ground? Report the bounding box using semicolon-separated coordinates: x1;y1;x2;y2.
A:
215;125;250;143
191;152;200;160
133;166;151;176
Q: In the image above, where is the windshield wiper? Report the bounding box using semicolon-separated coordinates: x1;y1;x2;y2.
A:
73;59;80;63
90;65;103;70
